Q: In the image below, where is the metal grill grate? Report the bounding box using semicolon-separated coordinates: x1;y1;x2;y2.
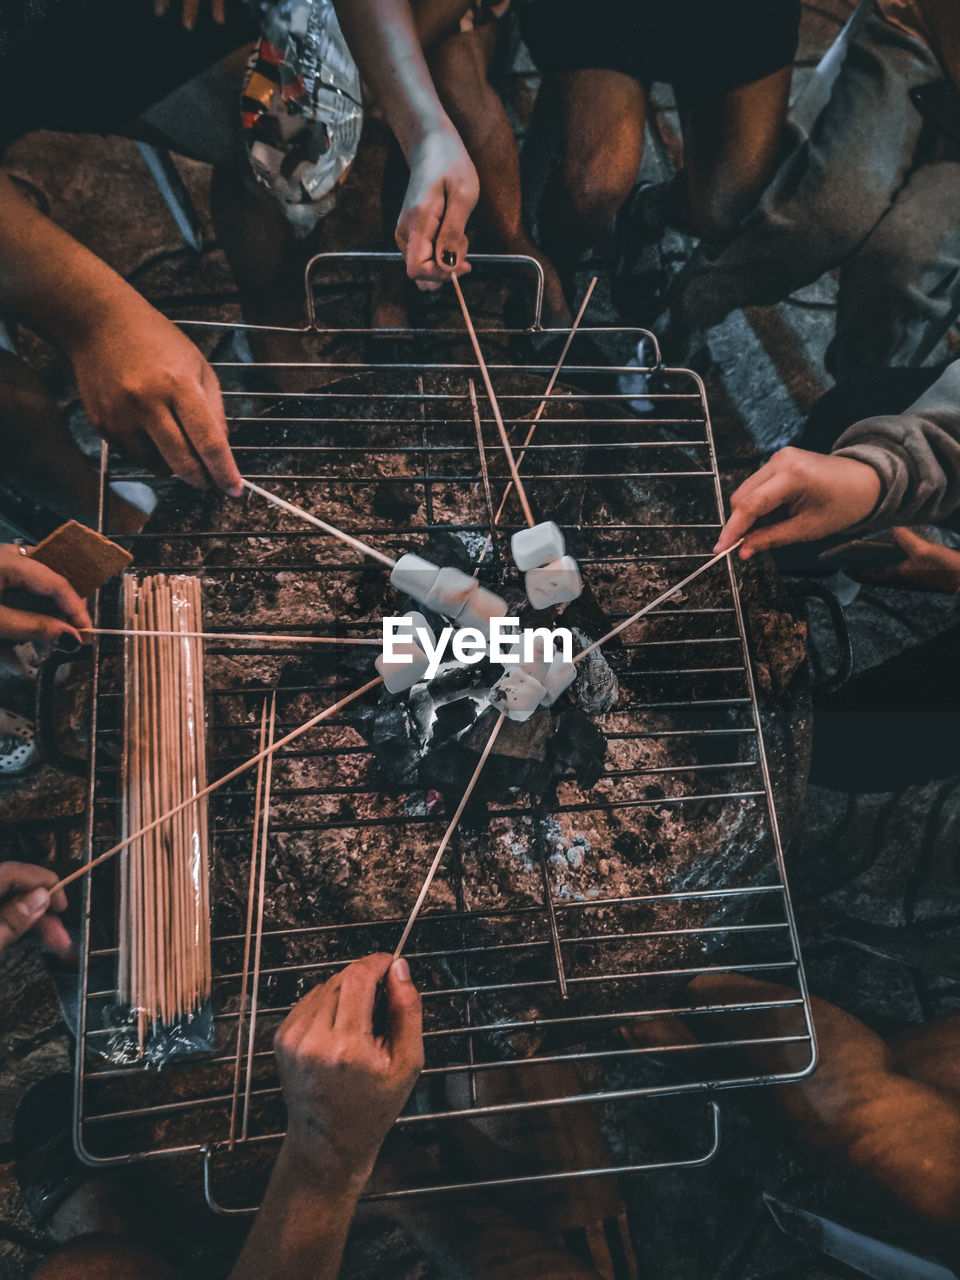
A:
75;254;815;1210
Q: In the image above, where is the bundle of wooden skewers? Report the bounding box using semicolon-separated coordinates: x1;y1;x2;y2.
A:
119;574;212;1052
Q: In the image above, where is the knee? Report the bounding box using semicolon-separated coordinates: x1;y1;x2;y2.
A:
563;155;636;230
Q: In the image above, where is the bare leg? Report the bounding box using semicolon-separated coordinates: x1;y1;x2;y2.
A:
673;975;960;1227
210;167;316;332
0;352;145;535
537;69;646;293
426;19;571;325
679;65;793;241
32;1234;179;1280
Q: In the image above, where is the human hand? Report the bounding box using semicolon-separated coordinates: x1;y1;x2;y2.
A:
68;294;243;496
0;545;91;657
714;448;882;559
857;527;960;594
274;953;423;1189
396;129;479;291
0;862;70;956
154;0;226;28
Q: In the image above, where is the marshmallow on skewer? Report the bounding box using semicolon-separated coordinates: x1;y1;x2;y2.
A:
424;566;476;619
518;633;551;683
376;611;435;694
525;555;583;611
390;554;440;606
488;668;547;722
511;521;565;572
540;658;577;707
458;583;508;637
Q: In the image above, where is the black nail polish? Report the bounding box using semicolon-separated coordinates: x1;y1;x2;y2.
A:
441;250;457;268
55;633;82;654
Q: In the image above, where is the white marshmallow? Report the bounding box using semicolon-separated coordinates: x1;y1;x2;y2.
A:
400;611;435;652
457;584;507;636
376;648;429;694
540;659;577;707
518;633;551;683
390;553;440;606
525;556;583;610
424;565;476;619
511;521;565;572
488;668;547;722
376;611;435;694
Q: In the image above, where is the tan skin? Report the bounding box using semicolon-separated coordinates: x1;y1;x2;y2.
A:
714;449;960;584
31;955;424;1280
860;526;960;595
0;543;92;653
332;0;479;290
0;551;86;954
0;862;70;957
540;65;793;288
0;3;478;492
410;1;572;324
230;953;423;1280
154;0;480;291
713;447;883;559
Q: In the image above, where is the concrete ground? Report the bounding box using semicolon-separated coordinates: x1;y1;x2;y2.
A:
3;2;960;1277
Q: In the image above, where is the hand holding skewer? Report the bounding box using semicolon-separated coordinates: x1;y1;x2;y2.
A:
273;953;423;1190
0;861;70;957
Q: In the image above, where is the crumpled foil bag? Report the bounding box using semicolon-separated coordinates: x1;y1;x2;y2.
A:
243;0;363;234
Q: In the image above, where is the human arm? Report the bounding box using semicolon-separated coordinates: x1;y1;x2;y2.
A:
0;862;70;956
332;0;479;288
230;954;424;1280
715;361;960;558
0;176;242;494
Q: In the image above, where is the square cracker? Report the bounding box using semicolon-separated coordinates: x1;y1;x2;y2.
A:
27;521;132;597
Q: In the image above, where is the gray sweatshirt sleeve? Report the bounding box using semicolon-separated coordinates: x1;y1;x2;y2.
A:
832;360;960;531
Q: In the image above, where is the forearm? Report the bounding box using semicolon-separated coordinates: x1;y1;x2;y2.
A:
0;175;138;352
229;1145;364;1280
833;361;960;532
332;0;457;157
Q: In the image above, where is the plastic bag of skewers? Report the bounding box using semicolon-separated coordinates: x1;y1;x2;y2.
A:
98;574;216;1067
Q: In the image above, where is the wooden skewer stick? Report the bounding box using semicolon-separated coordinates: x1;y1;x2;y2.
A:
392;711;504;962
242;691;276;1142
243;479;396;568
492;276;598;528
51;675;384;895
451;274;536;529
228;698;269;1149
468;381;498;578
574;541;744;662
470;278;598;571
83;628;380;646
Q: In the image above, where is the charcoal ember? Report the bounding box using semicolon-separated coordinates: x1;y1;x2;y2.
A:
373;483;418;522
551;707;607;790
569;628;618;714
491;711;551;762
417;659;486;701
433;698;478;737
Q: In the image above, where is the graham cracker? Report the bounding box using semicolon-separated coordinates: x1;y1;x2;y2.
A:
27;520;133;597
